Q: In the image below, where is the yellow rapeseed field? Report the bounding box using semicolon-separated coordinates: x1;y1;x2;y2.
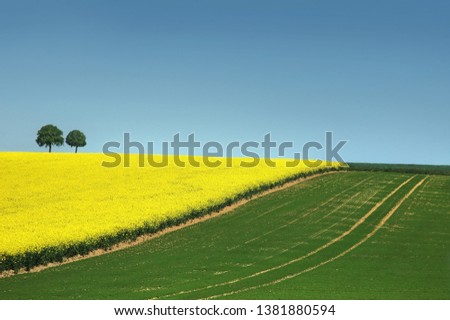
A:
0;152;341;257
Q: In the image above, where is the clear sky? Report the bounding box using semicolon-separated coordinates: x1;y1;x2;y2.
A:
1;0;449;164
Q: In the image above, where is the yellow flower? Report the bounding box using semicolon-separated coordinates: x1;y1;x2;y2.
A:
0;152;341;255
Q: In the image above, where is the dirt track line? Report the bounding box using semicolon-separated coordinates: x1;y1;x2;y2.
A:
244;188;363;246
312;191;362;224
1;171;342;278
310;191;368;239
252;175;373;222
226;176;374;251
152;175;414;299
204;176;428;299
230;179;380;266
308;177;397;240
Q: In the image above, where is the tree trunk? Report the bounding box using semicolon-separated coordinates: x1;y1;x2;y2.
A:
75;146;78;153
49;145;52;153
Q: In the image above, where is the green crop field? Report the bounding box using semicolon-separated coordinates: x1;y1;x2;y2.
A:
0;171;449;299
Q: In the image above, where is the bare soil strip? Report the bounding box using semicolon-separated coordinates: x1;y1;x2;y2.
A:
204;176;427;299
153;175;415;299
1;170;342;278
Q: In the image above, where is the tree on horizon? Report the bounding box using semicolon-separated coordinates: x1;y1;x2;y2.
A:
66;130;87;153
36;124;64;152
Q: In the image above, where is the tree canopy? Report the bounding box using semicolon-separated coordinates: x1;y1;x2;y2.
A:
66;130;87;153
36;124;64;152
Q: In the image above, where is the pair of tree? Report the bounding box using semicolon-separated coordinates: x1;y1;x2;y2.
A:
36;124;86;153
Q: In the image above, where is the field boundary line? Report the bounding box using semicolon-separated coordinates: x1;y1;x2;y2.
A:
152;175;414;299
1;170;343;278
204;176;428;299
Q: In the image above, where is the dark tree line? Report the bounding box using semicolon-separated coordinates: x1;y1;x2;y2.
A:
348;162;450;176
36;124;87;153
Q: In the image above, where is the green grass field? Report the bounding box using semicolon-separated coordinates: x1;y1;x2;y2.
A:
1;171;449;299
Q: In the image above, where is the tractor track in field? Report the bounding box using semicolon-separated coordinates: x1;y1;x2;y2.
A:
307;177;397;240
226;175;375;252
1;170;343;278
151;175;423;299
226;178;387;269
203;176;428;299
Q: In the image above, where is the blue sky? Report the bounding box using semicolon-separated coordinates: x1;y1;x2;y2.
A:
1;0;449;164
